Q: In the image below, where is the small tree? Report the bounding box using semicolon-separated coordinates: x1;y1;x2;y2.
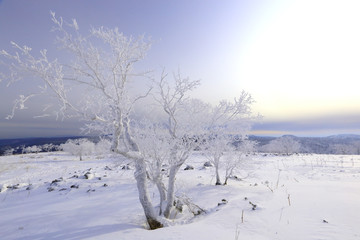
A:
201;91;257;185
202;134;235;185
42;143;55;152
223;139;257;185
24;145;41;154
60;138;95;160
3;148;15;156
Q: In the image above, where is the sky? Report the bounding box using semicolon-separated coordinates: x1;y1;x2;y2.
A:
0;0;359;139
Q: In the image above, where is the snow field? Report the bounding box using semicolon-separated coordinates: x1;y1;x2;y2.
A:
0;152;359;240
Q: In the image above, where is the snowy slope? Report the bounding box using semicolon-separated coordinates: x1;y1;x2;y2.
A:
1;152;359;240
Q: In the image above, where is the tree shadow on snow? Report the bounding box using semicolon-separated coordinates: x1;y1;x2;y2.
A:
15;223;138;240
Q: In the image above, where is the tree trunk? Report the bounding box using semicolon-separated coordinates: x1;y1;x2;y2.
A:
224;176;229;185
214;157;222;185
163;164;182;218
123;117;139;151
215;167;222;185
134;159;163;229
155;178;167;216
110;126;121;152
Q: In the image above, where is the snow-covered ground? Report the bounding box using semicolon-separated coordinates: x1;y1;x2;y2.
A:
1;152;359;240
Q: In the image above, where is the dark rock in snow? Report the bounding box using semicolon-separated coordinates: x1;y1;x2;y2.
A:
51;178;63;185
7;184;20;190
121;165;131;170
70;184;79;189
103;183;108;187
184;165;194;170
203;161;214;167
47;187;55;192
218;199;228;206
84;172;94;179
104;166;112;171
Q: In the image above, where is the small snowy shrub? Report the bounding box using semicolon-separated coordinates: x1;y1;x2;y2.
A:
60;138;95;160
3;148;14;156
24;145;41;154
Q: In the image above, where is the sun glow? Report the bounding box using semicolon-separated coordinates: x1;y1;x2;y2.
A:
234;0;360;120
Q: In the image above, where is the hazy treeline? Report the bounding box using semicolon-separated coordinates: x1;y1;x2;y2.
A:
2;134;360;156
250;134;360;155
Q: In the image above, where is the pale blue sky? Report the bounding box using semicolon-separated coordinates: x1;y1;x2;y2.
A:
0;0;359;138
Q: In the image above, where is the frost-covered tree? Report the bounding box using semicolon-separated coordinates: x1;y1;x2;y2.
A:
23;145;42;154
42;143;56;152
60;138;95;160
0;12;259;229
223;140;257;185
132;121;170;215
0;12;151;152
3;148;15;156
152;70;209;218
201;91;257;185
330;142;360;155
202;135;234;185
0;12;164;229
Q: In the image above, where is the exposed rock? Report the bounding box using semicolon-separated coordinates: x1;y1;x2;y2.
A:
7;184;20;190
203;161;214;167
84;172;94;180
51;178;63;186
184;165;194;170
121;165;132;170
218;199;228;206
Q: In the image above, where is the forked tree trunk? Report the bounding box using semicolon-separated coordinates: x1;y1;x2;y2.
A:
134;159;163;229
163;164;182;218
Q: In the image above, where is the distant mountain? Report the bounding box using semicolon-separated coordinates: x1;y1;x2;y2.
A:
248;135;276;146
